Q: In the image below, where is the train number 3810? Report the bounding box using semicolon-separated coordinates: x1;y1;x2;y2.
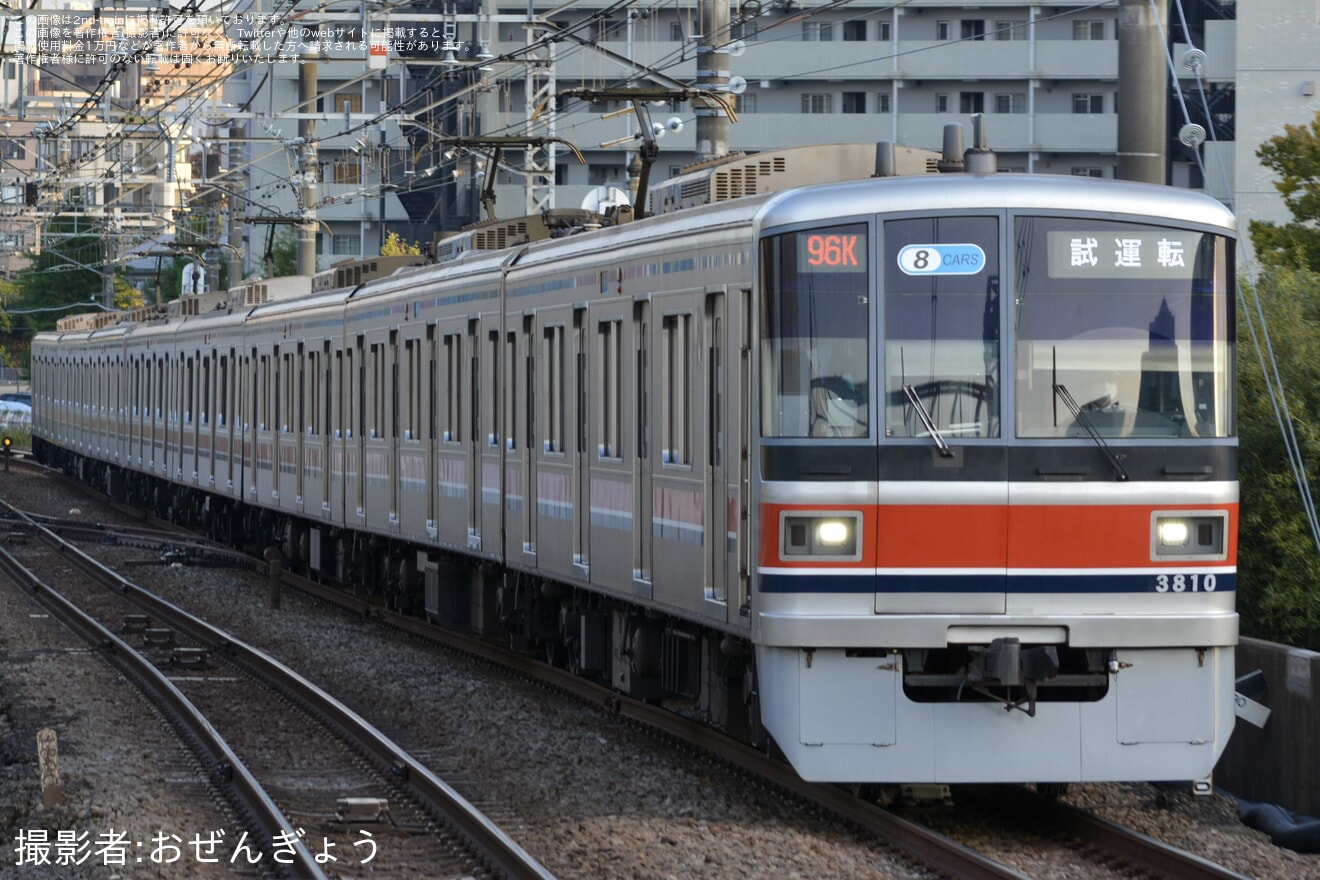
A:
1154;573;1218;592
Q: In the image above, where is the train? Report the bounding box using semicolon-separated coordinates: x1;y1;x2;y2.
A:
30;126;1239;789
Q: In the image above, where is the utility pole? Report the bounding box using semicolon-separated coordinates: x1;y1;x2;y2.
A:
695;0;731;162
1116;0;1168;184
297;51;318;276
228;124;244;286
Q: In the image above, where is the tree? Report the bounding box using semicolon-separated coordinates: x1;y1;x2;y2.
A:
1237;264;1320;648
1251;111;1320;272
268;229;297;277
113;273;145;310
12;215;104;336
381;231;422;256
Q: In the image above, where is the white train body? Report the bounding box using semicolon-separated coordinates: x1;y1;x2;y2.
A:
32;146;1238;784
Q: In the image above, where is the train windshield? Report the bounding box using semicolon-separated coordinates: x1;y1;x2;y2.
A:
1013;217;1234;439
883;216;1002;439
761;223;870;438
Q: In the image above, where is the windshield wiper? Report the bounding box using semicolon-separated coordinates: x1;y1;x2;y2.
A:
1054;384;1129;482
902;384;953;458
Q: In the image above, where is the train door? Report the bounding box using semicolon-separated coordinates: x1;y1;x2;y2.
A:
649;291;708;615
466;317;480;550
424;325;437;538
296;342;307;509
705;289;731;618
633;298;652;589
573;305;588;579
739;290;749;620
319;341;333;519
585;302;633;590
877;214;1008;613
502;324;524;559
353;335;366;522
531;306;575;580
478;315;503;554
396;328;426;541
389;329;400;529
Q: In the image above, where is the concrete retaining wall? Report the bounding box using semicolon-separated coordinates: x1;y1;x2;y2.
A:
1215;636;1320;816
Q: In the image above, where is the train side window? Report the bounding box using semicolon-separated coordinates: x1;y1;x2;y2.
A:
427;327;438;442
487;330;500;448
597;319;622;459
543;324;564;454
368;341;384;439
307;349;318;436
443;332;463;443
403;338;419;441
504;330;517;450
661;313;691;465
218;355;228;427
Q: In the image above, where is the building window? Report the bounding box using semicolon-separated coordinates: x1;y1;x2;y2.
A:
876;92;891;113
1071;167;1105;178
732;21;759;42
1072;93;1105;114
332;234;361;256
994;92;1025;114
995;20;1026;40
843;21;866;41
670;21;684;41
936;20;951;40
935;93;950;113
1073;21;1105;40
802;93;833;114
804;22;833;41
876;21;891;41
332;93;362;114
736;93;757;114
960;91;984;114
588;163;626;185
2;141;24;160
961;19;985;41
334;158;360;184
842;92;866;114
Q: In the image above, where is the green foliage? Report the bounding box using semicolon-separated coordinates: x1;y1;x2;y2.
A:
12;215;104;336
269;229;297;277
113;274;145;310
1238;265;1320;648
381;231;422;256
1252;112;1320;271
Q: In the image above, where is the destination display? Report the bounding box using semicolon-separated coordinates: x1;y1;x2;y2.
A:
797;229;867;274
1046;229;1204;280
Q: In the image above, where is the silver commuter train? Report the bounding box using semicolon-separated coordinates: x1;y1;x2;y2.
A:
31;137;1239;786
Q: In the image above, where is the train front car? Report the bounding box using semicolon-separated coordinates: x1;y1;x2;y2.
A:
751;173;1237;785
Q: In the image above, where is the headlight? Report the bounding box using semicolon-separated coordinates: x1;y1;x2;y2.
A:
782;512;861;560
1151;512;1227;560
816;520;851;546
1157;520;1189;547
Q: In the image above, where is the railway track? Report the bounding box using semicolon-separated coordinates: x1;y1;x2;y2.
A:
0;463;1274;879
0;496;554;880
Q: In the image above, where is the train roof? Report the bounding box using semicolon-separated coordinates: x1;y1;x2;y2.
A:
757;172;1238;235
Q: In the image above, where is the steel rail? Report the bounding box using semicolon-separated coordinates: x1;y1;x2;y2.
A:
0;513;328;880
14;506;557;880
281;569;1030;880
971;785;1254;880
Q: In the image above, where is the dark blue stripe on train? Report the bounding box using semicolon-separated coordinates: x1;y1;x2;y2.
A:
759;572;1236;594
